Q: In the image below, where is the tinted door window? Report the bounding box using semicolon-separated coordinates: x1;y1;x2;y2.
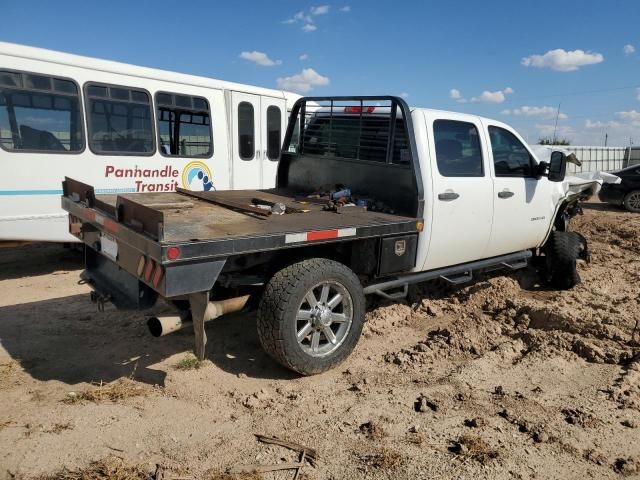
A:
0;71;84;152
266;105;281;160
489;126;535;177
156;92;212;157
433;120;483;177
238;102;255;160
86;83;154;154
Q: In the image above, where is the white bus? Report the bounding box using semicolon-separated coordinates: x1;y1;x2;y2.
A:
0;42;301;242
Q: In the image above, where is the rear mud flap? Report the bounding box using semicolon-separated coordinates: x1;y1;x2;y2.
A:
82;248;158;310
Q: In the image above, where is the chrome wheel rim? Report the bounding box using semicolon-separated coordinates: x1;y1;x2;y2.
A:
296;281;353;358
628;192;640;210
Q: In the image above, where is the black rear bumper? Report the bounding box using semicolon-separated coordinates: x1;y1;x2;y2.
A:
83;247;158;310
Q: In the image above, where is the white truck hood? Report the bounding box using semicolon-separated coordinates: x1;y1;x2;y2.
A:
530;145;620;200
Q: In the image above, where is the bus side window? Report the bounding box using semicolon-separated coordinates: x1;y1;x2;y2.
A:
266;105;281;160
155;92;213;158
238;102;255;160
0;70;84;153
85;83;154;155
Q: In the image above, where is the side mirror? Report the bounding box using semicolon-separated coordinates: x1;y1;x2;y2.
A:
548;151;567;182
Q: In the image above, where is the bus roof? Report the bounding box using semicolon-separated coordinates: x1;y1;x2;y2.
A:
0;41;301;102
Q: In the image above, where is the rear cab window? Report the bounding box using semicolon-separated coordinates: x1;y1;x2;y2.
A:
300;106;411;165
0;70;84;153
85;82;154;155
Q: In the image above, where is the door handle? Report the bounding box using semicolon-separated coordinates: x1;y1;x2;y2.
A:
438;191;460;201
498;190;514;199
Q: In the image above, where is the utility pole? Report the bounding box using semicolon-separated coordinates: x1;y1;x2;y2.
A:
552;102;561;144
604;133;608;147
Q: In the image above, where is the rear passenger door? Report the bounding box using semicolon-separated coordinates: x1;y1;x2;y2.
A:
422;114;494;270
483;123;554;256
260;97;285;188
231;91;261;189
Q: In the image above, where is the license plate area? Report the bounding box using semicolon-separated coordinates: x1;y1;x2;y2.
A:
100;233;118;261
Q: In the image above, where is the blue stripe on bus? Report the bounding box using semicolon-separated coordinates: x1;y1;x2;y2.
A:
0;188;137;196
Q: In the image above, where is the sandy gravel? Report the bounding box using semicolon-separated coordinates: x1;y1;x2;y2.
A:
0;201;639;479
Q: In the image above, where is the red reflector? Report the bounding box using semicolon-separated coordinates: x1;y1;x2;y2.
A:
144;260;155;282
307;230;339;241
152;265;163;287
167;246;181;260
344;106;375;114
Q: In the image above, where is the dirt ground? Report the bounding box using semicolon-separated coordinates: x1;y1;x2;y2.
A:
0;201;639;480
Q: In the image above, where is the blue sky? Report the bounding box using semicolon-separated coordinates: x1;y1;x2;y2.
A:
3;0;639;146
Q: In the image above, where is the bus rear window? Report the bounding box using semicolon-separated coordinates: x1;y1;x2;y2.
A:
85;83;154;155
156;92;213;158
0;70;84;153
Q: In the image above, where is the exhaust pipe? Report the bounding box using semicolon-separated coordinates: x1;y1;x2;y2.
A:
147;311;191;337
147;294;251;337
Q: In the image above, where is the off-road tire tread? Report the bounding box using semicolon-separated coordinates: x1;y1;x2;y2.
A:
547;231;583;290
257;258;365;375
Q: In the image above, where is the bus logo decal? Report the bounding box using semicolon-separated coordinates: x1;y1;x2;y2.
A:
182;161;214;191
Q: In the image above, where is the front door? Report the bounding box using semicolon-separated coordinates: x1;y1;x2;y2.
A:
260;97;286;188
483;123;554;257
231;91;261;189
422;114;494;270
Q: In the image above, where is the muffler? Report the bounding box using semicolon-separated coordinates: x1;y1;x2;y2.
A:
147;294;251;337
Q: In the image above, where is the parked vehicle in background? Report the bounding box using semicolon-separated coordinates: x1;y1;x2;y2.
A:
61;96;601;375
599;165;640;212
0;42;300;242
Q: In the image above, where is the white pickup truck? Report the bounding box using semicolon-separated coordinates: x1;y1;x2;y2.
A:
61;96;598;375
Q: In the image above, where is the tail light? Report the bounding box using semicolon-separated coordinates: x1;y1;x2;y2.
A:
344;106;375;114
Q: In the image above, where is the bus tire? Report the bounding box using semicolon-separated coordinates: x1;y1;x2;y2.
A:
257;258;366;375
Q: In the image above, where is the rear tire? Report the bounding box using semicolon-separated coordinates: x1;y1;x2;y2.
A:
544;231;585;290
623;190;640;213
257;258;366;375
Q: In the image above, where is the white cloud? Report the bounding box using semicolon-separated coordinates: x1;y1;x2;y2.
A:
302;23;317;32
585;119;624;129
340;5;351;12
624;44;636;56
470;87;514;104
239;51;282;67
501;105;567;120
616;110;640;121
400;92;409;99
449;88;461;100
277;68;330;93
283;11;313;24
521;49;604;72
536;124;576;138
299;53;309;61
311;5;330;15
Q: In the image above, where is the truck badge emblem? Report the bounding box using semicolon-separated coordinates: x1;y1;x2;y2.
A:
395;240;406;256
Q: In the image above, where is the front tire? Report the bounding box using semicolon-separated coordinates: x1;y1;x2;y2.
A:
544;231;585;290
257;258;366;375
623;190;640;213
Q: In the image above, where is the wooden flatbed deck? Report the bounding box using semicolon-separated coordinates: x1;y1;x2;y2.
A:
96;189;417;245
